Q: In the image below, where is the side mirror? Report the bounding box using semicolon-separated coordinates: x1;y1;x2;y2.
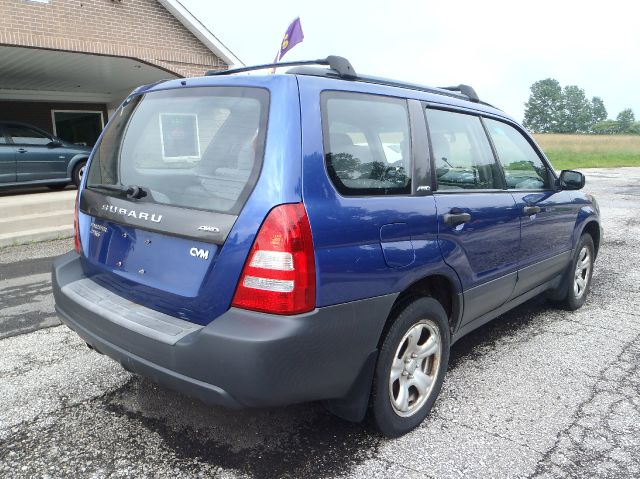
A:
47;140;63;148
557;169;585;190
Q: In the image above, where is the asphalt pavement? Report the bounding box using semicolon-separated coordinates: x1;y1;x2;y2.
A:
1;168;639;478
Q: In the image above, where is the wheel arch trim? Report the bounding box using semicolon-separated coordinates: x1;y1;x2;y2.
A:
388;270;463;339
574;214;601;258
66;155;89;178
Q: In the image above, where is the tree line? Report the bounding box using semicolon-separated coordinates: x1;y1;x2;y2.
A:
523;79;638;134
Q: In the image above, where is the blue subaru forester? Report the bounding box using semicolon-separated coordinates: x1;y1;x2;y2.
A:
53;57;601;437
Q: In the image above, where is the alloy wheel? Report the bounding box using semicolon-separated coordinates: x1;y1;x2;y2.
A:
573;246;591;299
389;319;442;417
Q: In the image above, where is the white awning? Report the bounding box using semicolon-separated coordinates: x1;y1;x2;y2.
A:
0;46;179;105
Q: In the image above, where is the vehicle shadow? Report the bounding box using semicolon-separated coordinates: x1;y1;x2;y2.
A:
103;377;382;479
449;295;550;369
101;296;552;479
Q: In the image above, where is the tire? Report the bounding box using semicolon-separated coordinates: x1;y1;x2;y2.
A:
371;297;450;437
47;183;68;191
558;234;595;310
72;160;87;188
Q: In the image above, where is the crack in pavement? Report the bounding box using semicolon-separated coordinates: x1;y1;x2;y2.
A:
0;376;136;437
0;279;60;340
438;417;549;456
528;331;640;478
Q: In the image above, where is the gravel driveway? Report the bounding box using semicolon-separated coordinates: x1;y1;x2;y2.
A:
1;168;639;478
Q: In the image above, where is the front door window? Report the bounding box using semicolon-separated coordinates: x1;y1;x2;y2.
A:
484;118;550;190
426;109;502;190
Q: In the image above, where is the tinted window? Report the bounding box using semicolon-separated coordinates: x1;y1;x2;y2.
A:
86;87;269;215
485;119;550;190
53;111;103;147
323;92;411;196
426;109;501;190
6;125;51;145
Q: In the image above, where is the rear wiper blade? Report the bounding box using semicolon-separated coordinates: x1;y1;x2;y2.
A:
87;184;147;199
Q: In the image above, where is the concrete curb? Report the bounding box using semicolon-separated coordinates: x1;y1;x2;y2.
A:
0;190;76;247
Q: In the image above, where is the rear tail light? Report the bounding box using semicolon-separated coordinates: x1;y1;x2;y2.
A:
73;192;81;254
232;203;316;315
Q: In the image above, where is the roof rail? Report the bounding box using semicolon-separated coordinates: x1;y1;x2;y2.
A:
440;84;480;103
205;55;357;79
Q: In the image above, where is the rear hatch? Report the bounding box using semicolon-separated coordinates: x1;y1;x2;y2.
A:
78;85;269;325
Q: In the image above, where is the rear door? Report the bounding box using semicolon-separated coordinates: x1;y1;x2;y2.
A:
426;108;520;324
5;124;67;181
298;78;444;310
0;126;16;183
484;118;576;295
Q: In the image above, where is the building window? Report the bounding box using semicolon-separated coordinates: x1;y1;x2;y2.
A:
51;110;105;147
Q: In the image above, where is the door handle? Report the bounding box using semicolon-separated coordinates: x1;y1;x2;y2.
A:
443;211;471;226
17;148;27;153
523;206;541;216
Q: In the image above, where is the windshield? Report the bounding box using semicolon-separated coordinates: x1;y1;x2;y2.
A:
86;86;269;215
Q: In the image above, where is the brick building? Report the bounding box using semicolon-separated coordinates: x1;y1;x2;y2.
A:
0;0;241;146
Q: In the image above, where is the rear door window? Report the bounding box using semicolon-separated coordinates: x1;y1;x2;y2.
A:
86;87;269;215
6;125;51;145
484;118;550;190
322;92;412;196
426;109;501;190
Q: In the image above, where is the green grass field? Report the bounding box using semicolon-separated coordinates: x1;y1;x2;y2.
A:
533;134;640;170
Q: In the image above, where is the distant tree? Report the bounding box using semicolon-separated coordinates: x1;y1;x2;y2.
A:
592;120;620;135
327;152;359;175
590;97;607;125
524;79;622;134
523;79;563;133
617;108;635;133
558;85;592;133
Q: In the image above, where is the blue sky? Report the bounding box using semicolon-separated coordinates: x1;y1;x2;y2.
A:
182;0;639;122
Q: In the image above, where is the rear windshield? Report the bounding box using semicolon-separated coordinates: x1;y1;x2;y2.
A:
86;86;269;215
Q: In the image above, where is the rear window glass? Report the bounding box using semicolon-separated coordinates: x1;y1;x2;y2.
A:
322;92;412;196
86;87;269;215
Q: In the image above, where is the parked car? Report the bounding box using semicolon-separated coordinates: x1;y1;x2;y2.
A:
52;56;601;437
0;121;91;190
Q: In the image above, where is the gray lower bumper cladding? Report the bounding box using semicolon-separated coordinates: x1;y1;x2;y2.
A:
52;251;397;413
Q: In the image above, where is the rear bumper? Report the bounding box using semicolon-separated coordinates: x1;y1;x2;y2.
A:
52;251;396;409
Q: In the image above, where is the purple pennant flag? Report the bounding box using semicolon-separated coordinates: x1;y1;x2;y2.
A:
274;17;304;63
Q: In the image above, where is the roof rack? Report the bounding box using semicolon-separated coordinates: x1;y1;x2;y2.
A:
440;84;480;103
206;55;488;106
205;55;357;79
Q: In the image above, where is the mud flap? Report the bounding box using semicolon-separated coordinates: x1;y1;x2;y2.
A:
323;350;378;423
